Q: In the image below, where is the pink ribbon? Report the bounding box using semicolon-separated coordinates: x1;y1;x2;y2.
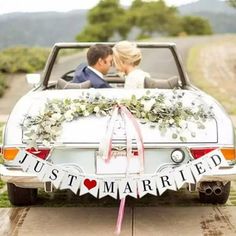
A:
99;105;144;235
115;197;126;235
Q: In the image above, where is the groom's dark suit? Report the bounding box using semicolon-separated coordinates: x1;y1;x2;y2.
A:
72;63;111;88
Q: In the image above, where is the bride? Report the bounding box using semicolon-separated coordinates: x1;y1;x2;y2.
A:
112;41;150;88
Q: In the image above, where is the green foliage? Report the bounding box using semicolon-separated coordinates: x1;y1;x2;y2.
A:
228;0;236;8
23;91;214;147
0;47;50;73
76;0;129;42
76;0;213;41
181;16;213;35
0;123;4;164
0;73;8;98
129;0;181;37
0;192;11;207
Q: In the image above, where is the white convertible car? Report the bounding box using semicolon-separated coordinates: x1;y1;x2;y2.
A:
0;43;235;206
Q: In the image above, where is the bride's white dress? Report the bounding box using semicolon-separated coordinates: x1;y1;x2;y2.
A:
124;68;150;89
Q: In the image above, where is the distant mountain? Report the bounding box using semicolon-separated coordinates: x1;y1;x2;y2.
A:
0;0;236;49
178;0;236;33
0;10;87;49
179;0;236;14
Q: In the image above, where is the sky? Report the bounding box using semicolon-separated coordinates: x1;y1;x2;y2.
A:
0;0;198;15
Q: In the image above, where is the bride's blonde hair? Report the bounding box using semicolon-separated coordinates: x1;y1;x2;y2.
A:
112;41;142;69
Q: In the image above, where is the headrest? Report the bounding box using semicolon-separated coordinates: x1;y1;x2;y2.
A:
57;78;91;89
144;76;179;89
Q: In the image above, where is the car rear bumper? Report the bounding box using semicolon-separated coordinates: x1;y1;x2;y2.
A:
0;165;43;188
201;166;236;182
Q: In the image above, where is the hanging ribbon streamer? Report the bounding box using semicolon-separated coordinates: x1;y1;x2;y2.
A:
115;197;126;235
98;105;144;235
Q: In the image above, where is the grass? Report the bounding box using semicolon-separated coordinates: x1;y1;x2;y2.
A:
0;122;4;164
187;36;236;115
0;192;11;207
0;122;5;191
0;73;8;98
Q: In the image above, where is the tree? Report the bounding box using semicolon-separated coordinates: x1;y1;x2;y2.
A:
128;0;180;38
76;0;130;42
76;0;213;42
180;16;213;35
228;0;236;8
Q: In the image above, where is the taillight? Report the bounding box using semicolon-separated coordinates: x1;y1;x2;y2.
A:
2;148;20;161
26;148;51;160
220;148;235;160
190;148;216;159
190;147;235;160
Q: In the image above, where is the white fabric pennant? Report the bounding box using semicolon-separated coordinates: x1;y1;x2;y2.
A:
190;158;210;182
13;151;33;171
27;156;47;176
80;177;99;197
21;152;35;172
156;172;177;196
137;177;157;197
12;149;25;165
205;149;229;170
42;165;66;189
37;162;53;181
174;164;195;189
60;171;81;194
118;178;137;199
99;179;118;199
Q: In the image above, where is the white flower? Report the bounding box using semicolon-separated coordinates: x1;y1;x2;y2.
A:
50;113;62;122
80;104;86;111
168;118;175;125
51;126;62;137
83;111;90;117
70;104;77;112
42;140;50;147
143;99;156;112
64;110;74;121
52;104;61;113
44;125;52;133
94;106;100;113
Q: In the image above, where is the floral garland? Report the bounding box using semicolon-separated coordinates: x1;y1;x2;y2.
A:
22;90;214;147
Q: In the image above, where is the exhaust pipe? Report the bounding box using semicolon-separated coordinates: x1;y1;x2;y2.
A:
212;185;222;195
201;183;213;196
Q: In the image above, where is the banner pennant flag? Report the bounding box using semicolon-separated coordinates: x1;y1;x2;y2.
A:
99;179;118;199
119;178;137;199
156;172;177;196
137;177;157;198
174;164;195;189
60;171;81;194
80;177;99;197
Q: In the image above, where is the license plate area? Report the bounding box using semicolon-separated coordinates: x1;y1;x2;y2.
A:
96;150;141;174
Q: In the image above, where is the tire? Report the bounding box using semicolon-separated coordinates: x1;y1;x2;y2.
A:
199;181;231;204
7;183;38;206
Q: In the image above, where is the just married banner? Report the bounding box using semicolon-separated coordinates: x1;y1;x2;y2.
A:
13;149;228;199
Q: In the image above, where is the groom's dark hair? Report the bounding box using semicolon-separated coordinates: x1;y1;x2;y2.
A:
87;44;113;66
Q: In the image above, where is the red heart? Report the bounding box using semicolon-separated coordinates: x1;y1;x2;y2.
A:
84;178;97;190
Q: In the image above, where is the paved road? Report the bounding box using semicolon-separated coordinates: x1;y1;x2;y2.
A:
2;206;236;236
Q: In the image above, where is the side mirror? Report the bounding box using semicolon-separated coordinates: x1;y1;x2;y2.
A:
26;74;40;86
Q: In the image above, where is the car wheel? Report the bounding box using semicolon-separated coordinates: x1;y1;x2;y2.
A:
7;183;38;206
199;181;231;204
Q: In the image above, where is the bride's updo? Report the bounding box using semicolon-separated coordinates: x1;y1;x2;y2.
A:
112;41;142;69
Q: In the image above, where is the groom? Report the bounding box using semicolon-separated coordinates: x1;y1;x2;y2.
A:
72;44;113;88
